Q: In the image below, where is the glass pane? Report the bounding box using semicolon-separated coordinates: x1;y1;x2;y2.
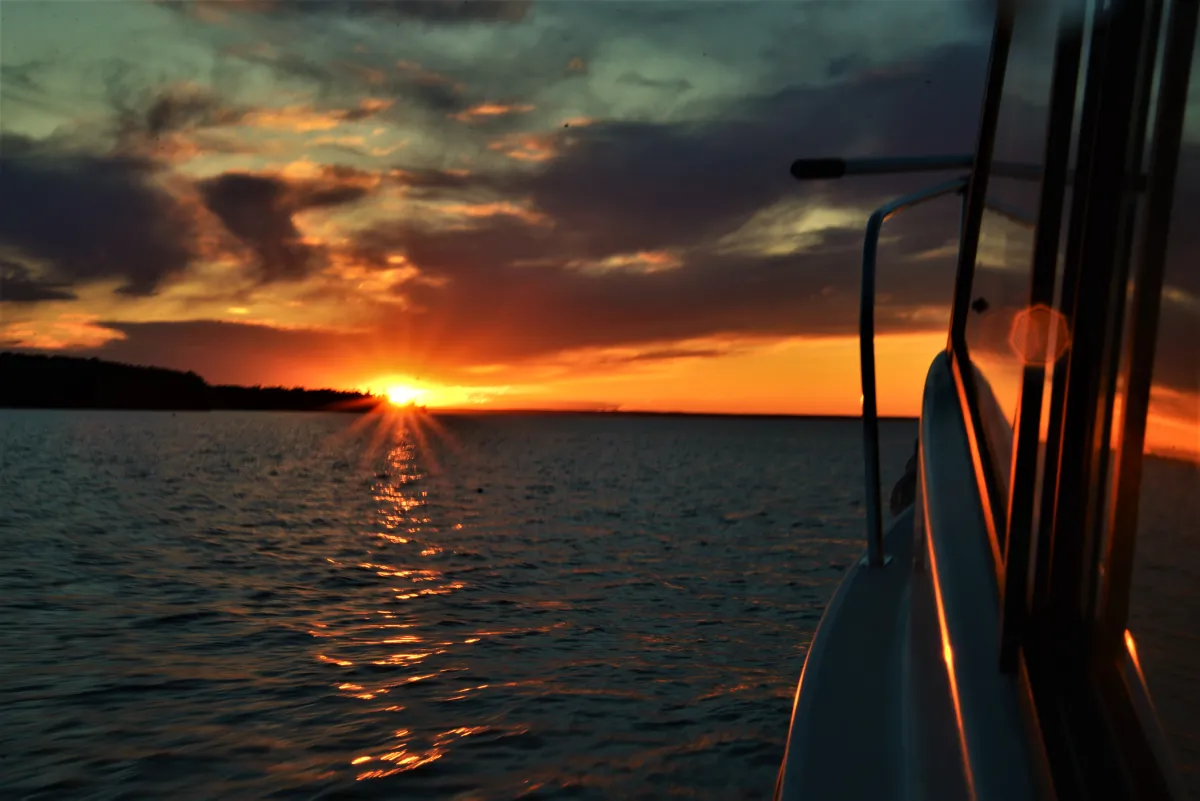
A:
965;200;1032;492
964;8;1064;527
1125;38;1200;799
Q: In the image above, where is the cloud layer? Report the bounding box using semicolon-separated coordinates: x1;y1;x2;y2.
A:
0;0;1195;418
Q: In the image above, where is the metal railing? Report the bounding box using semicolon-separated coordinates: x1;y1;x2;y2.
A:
859;177;969;567
791;157;1036;567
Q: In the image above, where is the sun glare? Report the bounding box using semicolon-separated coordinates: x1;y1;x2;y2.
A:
385;384;426;406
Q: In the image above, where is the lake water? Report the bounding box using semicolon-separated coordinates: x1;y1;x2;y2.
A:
2;410;1194;800
0;411;919;800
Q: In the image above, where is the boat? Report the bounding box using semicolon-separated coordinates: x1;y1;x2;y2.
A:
776;1;1196;799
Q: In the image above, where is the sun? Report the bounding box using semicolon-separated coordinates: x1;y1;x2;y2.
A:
385;384;426;406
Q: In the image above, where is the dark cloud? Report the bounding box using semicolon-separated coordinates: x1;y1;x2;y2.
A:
407;79;468;113
165;0;531;27
51;215;959;387
0;133;195;296
333;36;1194;401
211;44;473;119
140;85;243;136
0;260;78;303
510;43;993;259
300;42;1000;364
387;167;489;199
104;65;396;151
198;168;374;282
227;0;533;24
104;82;253;162
6;6;1192;415
0;60;49;95
358;210;960;365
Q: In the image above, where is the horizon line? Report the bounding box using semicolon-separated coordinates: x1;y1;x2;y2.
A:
421;407;918;422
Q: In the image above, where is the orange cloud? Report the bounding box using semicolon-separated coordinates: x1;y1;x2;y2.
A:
451;102;535;122
1;315;125;350
323;255;421;301
242;106;348;132
357;98;392;114
487;133;559;162
566;250;683;275
439;201;550;227
272;161;381;194
241;99;392;132
310;135;367;148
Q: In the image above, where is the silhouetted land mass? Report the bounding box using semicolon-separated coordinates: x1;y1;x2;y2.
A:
0;353;375;412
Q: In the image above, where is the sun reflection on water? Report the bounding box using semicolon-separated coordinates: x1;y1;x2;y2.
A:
5;409;886;798
310;402;484;787
353;726;491;781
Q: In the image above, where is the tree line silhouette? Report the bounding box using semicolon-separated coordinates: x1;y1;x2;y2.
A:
0;352;377;412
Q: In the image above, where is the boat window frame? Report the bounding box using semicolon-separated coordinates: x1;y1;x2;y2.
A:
996;0;1088;673
950;0;1193;797
1039;0;1163;649
1098;0;1199;652
945;0;1016;583
1091;2;1198;795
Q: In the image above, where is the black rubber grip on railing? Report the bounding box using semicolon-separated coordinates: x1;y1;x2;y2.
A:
790;158;846;180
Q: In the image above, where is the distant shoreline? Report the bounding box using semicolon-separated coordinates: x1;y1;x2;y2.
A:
0;404;373;414
0;351;373;413
0;404;916;423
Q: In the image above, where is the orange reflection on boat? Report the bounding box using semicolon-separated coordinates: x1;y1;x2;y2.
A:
1125;629;1145;678
923;472;978;800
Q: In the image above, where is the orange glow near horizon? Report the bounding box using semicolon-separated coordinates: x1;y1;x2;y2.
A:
326;335;944;417
969;352;1198;465
327;331;1198;464
385;332;949;417
384;384;427;406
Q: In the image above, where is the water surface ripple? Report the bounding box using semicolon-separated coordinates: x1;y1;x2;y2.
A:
0;411;918;799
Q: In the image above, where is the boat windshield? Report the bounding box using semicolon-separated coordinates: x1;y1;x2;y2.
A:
1121;35;1200;800
960;2;1200;795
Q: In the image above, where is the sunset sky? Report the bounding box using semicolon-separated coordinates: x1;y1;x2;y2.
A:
0;1;1196;451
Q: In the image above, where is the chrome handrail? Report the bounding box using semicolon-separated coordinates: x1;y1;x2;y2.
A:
859;177;970;567
791;156;1034;566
